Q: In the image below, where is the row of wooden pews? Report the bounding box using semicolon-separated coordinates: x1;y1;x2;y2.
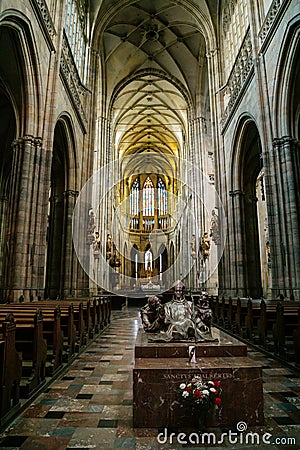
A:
210;296;300;367
0;296;111;427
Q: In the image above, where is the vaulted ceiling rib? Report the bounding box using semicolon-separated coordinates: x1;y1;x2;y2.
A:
93;0;214;177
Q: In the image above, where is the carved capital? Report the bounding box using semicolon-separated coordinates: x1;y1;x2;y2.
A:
273;136;292;147
23;135;35;145
229;189;244;197
64;190;79;199
34;137;43;148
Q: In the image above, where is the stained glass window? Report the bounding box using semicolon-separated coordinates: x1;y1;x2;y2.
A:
145;249;153;270
130;178;139;216
143;177;154;216
135;253;138;279
158;178;167;215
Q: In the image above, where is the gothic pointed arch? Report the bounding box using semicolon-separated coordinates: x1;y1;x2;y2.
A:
273;16;300;137
0;13;44;300
229;116;263;297
46;116;79;299
143;176;154;218
0;11;43;136
271;16;300;297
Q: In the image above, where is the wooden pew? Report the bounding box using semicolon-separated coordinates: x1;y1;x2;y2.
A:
227;297;233;330
4;302;78;360
43;306;64;375
0;305;67;372
219;297;227;328
272;303;300;358
0;310;47;398
245;299;262;341
50;299;92;348
0;314;22;422
293;311;300;367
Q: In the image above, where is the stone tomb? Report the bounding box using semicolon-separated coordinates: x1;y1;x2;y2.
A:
133;328;263;428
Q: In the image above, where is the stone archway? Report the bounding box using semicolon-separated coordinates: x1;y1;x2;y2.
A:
270;20;300;299
242;121;263;298
0;19;45;302
45;119;78;299
0;88;16;300
229;118;264;298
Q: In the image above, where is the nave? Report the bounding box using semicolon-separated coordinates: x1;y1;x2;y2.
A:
0;309;299;450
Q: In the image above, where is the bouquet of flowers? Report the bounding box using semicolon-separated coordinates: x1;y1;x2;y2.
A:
178;375;222;412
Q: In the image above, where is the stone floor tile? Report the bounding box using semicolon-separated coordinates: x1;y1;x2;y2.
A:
0;308;299;450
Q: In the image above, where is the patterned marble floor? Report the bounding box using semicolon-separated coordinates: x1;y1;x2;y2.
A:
0;308;300;449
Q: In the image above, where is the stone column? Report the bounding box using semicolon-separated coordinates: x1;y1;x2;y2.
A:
206;47;226;296
46;194;63;299
188;117;205;290
5;135;49;301
269;137;300;298
0;195;8;299
62;190;79;297
228;190;246;297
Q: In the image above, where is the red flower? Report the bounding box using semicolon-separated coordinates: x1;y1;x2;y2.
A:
214;381;221;388
215;397;222;406
186;387;191;393
194;389;202;399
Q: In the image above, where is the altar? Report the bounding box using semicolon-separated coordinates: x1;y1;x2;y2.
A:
140;281;161;292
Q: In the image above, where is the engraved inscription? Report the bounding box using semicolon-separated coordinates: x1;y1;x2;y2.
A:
162;371;234;381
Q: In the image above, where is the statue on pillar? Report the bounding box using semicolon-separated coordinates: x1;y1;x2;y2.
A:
87;210;96;244
191;234;197;259
92;231;101;258
210;209;221;245
200;232;211;260
106;234;112;260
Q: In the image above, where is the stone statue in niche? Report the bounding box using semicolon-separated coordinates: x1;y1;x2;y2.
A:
87;210;96;244
201;232;211;260
141;281;217;342
145;262;152;280
106;234;112;260
191;234;197;259
210;209;221;245
92;231;101;257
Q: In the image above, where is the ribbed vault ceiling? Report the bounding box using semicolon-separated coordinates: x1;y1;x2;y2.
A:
93;0;214;175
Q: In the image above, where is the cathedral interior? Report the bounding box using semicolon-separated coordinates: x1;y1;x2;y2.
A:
0;0;300;448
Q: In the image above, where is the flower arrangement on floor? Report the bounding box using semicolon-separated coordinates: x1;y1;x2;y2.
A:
177;375;222;414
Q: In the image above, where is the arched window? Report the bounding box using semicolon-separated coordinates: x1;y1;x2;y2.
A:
145;248;153;270
158;178;167;215
222;0;249;80
143;177;154;216
130;178;139;216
